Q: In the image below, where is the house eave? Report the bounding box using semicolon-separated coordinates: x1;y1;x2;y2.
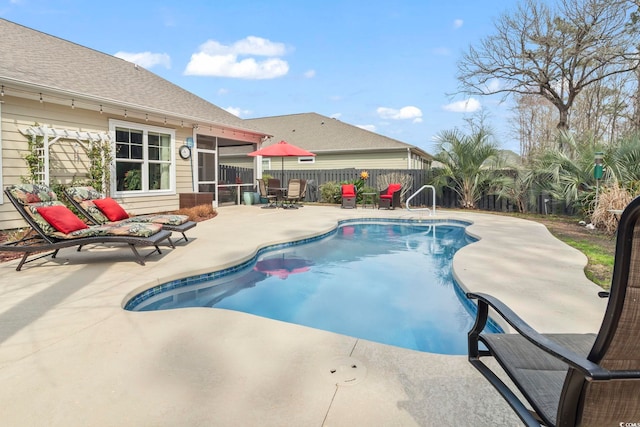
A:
0;76;269;138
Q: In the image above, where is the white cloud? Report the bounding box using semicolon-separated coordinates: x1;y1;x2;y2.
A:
376;106;423;123
453;19;463;29
224;106;251;117
114;51;171;69
217;88;229;95
330;113;342;119
442;98;481;113
304;69;316;78
184;36;289;79
357;124;377;132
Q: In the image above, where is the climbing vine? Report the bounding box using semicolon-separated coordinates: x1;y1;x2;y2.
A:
21;124;45;184
87;140;113;193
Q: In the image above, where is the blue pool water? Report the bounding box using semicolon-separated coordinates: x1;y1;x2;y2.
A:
127;220;501;355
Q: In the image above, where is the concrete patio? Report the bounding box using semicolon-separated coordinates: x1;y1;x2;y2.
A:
0;205;608;426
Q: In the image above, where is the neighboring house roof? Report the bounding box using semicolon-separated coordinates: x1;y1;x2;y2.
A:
246;112;432;159
0;18;264;135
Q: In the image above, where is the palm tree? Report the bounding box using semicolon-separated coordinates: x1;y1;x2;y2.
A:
530;132;606;215
431;128;504;209
607;133;640;193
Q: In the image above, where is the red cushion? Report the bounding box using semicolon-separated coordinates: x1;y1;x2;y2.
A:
36;205;89;234
93;198;129;221
341;184;356;197
385;184;402;195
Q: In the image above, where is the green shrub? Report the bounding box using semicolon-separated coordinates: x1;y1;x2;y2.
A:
319;181;341;203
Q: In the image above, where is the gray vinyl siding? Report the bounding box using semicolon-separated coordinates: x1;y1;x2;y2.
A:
0;96;193;230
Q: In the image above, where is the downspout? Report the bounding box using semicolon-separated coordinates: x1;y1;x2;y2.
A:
407;147;411;169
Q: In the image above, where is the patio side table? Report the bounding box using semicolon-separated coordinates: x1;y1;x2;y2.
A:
361;192;377;209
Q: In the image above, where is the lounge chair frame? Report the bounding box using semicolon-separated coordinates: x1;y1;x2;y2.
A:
63;187;196;243
3;187;174;271
467;195;640;426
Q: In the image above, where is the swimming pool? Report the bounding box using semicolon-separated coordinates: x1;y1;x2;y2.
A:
126;220;502;355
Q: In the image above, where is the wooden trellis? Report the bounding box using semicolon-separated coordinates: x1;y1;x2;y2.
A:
20;125;112;188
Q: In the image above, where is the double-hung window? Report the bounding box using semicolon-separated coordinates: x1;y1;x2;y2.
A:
111;120;175;195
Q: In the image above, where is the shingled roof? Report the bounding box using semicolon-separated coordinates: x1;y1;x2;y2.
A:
0;18;262;134
246;112;432;158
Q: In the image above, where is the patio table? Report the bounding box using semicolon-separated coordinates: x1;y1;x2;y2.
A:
361;192;377;209
269;187;288;208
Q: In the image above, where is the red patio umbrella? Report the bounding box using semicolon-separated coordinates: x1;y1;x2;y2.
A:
248;140;315;183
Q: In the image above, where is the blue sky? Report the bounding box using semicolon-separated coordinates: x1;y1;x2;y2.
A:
1;0;522;154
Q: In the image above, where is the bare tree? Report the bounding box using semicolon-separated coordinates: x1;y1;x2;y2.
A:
457;0;640;133
511;94;557;158
570;72;637;144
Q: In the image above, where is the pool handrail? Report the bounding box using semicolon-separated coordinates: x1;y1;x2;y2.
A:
406;185;436;215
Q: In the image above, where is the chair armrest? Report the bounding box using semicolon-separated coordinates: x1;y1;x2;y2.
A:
467;292;617;380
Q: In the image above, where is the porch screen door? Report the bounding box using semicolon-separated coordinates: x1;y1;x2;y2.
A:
195;136;218;206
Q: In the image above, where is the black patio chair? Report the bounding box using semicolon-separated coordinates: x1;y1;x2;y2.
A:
466;195;640;426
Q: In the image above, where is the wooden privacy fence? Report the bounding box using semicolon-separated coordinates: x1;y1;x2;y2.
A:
219;166;574;215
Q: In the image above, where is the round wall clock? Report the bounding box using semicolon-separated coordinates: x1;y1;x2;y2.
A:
179;145;191;159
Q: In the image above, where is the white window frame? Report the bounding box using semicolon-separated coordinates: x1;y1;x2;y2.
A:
298;156;315;164
109;119;176;197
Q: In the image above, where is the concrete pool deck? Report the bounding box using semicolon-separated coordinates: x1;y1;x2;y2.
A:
0;205;608;426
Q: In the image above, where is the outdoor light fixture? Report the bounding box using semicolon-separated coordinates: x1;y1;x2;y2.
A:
0;85;4;96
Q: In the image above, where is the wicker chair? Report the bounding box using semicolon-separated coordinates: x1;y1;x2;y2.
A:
378;183;401;209
466;195;640;426
341;184;357;209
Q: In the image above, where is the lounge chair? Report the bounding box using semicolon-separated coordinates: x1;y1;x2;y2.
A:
378;183;402;209
257;179;277;208
341;184;357;209
466;195;640;426
64;186;196;243
2;183;173;271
